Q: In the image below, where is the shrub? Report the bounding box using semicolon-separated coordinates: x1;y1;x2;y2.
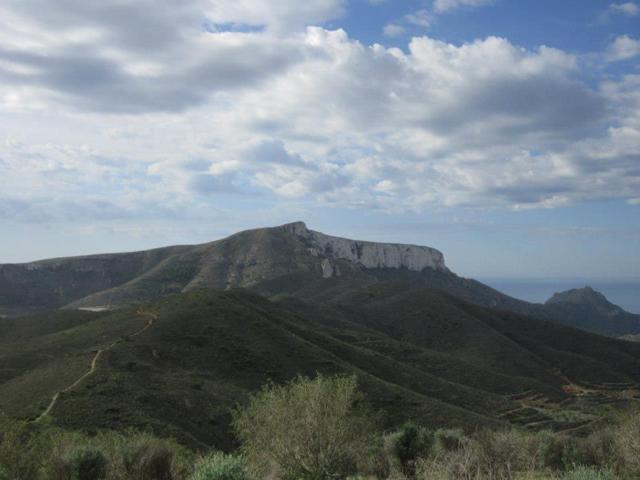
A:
432;429;465;456
0;418;52;480
0;465;8;480
94;430;192;480
122;438;177;480
232;374;379;480
473;429;557;479
561;466;615;480
392;422;433;477
189;453;247;480
49;445;108;480
614;413;640;475
415;444;480;480
561;429;616;471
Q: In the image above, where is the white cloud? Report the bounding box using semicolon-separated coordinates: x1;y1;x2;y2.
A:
606;35;640;61
609;2;640;16
0;1;637;221
433;0;494;13
203;0;346;33
383;24;406;38
404;9;432;28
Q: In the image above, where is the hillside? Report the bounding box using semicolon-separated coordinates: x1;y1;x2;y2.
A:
0;221;638;336
1;288;639;449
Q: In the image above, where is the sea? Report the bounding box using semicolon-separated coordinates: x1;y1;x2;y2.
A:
479;278;640;314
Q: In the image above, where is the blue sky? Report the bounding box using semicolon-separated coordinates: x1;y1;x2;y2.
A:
0;0;638;280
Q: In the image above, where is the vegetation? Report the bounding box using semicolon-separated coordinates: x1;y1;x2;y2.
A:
189;453;247;480
2;287;639;449
1;375;639;479
232;374;380;480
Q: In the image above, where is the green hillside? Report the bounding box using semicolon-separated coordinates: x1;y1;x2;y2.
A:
1;287;638;450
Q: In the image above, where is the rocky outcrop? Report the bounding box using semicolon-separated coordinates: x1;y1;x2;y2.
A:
281;221;448;273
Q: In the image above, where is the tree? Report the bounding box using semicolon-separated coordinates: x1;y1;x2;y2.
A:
232;374;380;480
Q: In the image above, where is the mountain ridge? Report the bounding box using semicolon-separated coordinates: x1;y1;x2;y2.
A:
1;221;638;336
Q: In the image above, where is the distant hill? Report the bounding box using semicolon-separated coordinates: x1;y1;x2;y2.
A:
1;288;639;448
0;221;638;336
543;286;640;336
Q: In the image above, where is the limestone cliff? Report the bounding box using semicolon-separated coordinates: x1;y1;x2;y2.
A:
280;221;448;273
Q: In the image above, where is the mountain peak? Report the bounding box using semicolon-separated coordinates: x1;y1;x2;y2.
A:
546;286;610;306
276;221;448;273
279;221;309;235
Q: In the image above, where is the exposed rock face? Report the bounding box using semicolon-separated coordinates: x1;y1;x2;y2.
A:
281;221;448;273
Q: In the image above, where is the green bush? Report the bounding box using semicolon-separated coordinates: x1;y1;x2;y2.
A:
561;466;615;480
232;374;380;480
392;422;433;477
561;430;616;472
0;419;52;480
49;445;108;480
0;465;8;480
122;437;177;480
189;453;247;480
432;428;465;456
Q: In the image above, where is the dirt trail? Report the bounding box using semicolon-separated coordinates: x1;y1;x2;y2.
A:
35;310;157;423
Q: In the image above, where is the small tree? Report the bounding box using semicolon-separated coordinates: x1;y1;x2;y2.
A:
232;374;379;480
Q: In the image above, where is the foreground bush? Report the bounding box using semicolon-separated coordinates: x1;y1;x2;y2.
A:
0;418;52;480
49;445;108;480
615;414;640;476
389;422;433;477
560;466;616;480
189;453;247;480
232;374;380;480
98;430;193;480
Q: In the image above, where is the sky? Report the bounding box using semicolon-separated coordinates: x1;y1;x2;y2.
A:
0;0;638;280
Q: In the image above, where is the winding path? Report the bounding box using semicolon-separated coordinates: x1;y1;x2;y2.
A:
35;309;157;423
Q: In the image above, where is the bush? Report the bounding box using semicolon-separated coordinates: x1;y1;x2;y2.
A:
121;435;181;480
561;429;616;471
416;444;480;480
74;429;193;480
561;466;615;480
473;429;558;479
0;465;8;480
392;422;433;477
614;413;640;475
0;419;52;480
232;374;380;480
432;429;465;456
189;453;247;480
49;445;108;480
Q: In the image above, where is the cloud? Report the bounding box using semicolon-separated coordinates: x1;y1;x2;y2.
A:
606;35;640;61
0;1;638;220
609;2;640;16
433;0;494;13
0;1;308;113
383;24;406;38
204;0;346;33
404;9;432;28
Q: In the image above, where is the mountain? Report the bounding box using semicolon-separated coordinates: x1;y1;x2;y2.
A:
1;222;639;447
0;221;638;337
1;288;639;449
543;286;640;336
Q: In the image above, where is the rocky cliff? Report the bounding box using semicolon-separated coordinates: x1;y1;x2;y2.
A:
281;221;448;273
